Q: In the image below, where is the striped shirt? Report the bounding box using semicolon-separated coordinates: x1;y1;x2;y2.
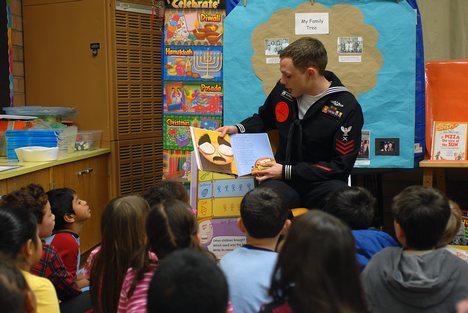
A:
117;254;158;313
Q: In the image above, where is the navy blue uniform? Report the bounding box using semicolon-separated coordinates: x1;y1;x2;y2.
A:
236;71;363;209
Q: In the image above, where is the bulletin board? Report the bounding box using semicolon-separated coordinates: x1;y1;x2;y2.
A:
223;0;417;168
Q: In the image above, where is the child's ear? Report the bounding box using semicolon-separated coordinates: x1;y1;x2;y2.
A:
237;218;247;234
394;220;406;246
280;219;291;235
22;239;34;258
64;213;76;223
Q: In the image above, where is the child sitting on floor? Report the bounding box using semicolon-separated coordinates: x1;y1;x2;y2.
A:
220;188;290;313
86;195;150;313
0;254;36;313
362;186;468;313
47;188;91;289
117;198;203;313
0;184;83;302
0;205;60;313
324;186;398;269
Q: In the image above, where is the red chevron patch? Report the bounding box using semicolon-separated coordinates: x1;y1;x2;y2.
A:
336;139;355;155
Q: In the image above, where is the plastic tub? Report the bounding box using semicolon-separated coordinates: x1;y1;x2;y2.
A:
75;130;102;151
15;146;59;162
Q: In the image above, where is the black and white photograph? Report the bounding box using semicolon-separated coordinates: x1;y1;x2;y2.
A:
337;36;363;54
265;38;289;55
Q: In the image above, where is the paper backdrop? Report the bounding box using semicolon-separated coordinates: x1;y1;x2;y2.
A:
223;0;416;168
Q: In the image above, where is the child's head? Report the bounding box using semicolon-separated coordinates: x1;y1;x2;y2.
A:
0;183;55;238
147;198;199;260
270;210;366;313
0;254;36;313
392;186;450;250
47;188;90;231
143;180;189;207
324;186;376;229
90;195;150;313
147;249;228;313
437;200;463;248
240;187;289;239
0;206;42;269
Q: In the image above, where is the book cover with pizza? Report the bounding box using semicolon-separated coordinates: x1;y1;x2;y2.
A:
431;121;468;161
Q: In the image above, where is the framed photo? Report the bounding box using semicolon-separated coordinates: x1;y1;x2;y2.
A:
375;138;400;156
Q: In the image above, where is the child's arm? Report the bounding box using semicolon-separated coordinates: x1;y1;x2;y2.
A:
74;273;89;289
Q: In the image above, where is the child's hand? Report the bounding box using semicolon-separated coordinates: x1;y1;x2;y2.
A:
75;275;89;288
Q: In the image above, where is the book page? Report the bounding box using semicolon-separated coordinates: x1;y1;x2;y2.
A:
230;133;275;176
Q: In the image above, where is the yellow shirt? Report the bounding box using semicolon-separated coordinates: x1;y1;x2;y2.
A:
22;270;60;313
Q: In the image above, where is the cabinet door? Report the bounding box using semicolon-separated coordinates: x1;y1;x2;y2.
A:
52;154;109;253
5;168;51;193
0;180;7;195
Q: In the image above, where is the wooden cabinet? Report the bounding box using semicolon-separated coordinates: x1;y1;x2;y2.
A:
5;168;51;192
23;0;163;197
51;154;109;252
0;151;110;253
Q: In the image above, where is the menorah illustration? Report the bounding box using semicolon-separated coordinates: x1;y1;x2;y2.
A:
193;49;223;79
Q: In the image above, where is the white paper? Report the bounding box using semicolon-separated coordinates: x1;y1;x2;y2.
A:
295;13;329;35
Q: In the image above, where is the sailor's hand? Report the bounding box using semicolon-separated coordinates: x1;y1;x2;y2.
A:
216;126;238;137
253;163;283;182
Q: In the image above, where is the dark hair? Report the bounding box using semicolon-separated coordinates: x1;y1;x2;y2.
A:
240;188;288;238
147;249;228;313
324;186;376;229
392;186;450;250
0;183;48;223
269;210;368;313
279;37;328;75
89;195;150;313
0;254;32;313
0;206;38;262
127;198;200;298
142;180;189;207
47;188;76;231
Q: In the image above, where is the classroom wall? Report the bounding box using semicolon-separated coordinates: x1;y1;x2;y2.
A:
10;0;25;106
417;0;468;60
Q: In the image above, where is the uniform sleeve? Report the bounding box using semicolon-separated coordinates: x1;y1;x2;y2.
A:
283;105;363;182
236;82;281;134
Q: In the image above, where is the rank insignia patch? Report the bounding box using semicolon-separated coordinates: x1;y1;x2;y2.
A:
336;139;355;155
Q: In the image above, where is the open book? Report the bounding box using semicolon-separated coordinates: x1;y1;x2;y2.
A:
431;121;468;160
190;127;275;176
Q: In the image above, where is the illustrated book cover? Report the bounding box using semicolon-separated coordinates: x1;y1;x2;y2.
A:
431;121;468;160
190;127;275;176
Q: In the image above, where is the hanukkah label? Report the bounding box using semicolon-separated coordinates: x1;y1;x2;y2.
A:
164;46;223;81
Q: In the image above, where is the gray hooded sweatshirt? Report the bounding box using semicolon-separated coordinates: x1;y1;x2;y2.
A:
361;247;468;313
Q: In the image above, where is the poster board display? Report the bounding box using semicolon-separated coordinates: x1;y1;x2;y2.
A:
223;0;417;168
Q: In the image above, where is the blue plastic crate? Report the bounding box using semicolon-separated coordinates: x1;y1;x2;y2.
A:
5;130;60;160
